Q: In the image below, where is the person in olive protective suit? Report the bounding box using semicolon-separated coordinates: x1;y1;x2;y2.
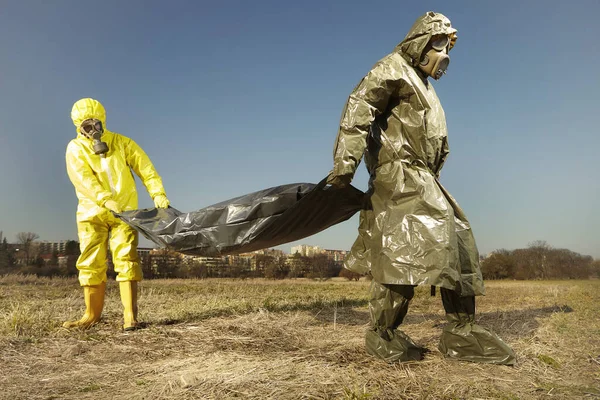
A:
64;98;170;330
327;12;515;364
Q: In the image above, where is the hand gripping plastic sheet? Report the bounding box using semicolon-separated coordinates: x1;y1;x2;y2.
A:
117;180;365;256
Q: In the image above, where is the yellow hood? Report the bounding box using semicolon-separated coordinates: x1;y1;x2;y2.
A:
71;98;107;135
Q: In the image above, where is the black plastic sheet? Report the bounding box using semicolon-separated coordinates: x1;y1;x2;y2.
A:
117;180;365;256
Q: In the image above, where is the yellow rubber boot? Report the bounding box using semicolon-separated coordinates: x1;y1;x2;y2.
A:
119;281;139;331
63;281;106;329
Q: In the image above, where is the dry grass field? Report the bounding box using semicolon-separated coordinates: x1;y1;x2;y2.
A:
1;275;599;399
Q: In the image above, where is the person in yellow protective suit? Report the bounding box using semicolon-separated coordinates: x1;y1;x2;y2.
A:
64;98;170;330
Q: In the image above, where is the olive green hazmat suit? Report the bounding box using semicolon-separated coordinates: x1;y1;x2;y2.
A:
328;12;515;365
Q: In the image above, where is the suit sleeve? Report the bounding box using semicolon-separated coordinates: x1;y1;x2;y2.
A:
124;137;167;199
332;60;399;177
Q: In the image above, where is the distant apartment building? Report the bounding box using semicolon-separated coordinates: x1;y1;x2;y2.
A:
290;245;348;262
137;247;153;259
38;240;68;255
148;248;181;264
290;244;323;257
284;253;311;276
219;249;285;269
58;255;78;270
191;256;225;267
251;248;286;258
226;253;255;268
323;249;348;263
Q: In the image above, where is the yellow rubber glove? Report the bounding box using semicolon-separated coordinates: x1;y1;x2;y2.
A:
153;194;170;208
103;199;122;213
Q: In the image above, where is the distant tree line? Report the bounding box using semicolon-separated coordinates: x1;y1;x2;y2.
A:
2;233;597;281
140;251;352;281
0;234;358;281
481;241;599;280
0;232;81;277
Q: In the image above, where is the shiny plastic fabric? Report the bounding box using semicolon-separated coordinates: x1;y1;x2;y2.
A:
67;98;168;285
369;281;414;330
366;281;427;362
439;313;516;365
118;181;364;256
330;12;484;297
365;329;426;363
76;211;141;285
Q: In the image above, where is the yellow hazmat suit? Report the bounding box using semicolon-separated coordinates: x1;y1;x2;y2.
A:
64;98;169;329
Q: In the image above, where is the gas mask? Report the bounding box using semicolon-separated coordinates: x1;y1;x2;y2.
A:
80;119;109;155
418;34;452;80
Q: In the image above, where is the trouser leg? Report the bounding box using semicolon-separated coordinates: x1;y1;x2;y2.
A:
76;218;109;286
109;217;142;282
440;287;475;321
369;282;414;336
63;218;109;329
365;281;425;362
109;217;142;330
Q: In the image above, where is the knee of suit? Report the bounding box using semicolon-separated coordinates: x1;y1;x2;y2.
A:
114;261;143;282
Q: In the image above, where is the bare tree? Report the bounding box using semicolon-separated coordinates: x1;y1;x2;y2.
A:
527;240;552;279
547;248;593;279
16;232;39;265
0;237;13;268
64;240;80;256
255;255;274;277
307;254;336;281
481;249;515;279
264;258;289;279
591;260;600;279
287;253;311;278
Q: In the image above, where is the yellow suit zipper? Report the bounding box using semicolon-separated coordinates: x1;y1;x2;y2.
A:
101;154;116;195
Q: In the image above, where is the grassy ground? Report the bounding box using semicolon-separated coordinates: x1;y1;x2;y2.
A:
0;275;599;399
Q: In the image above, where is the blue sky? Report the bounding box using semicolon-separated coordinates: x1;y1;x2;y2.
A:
0;0;598;257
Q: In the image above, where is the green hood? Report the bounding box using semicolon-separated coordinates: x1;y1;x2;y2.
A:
395;11;457;67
